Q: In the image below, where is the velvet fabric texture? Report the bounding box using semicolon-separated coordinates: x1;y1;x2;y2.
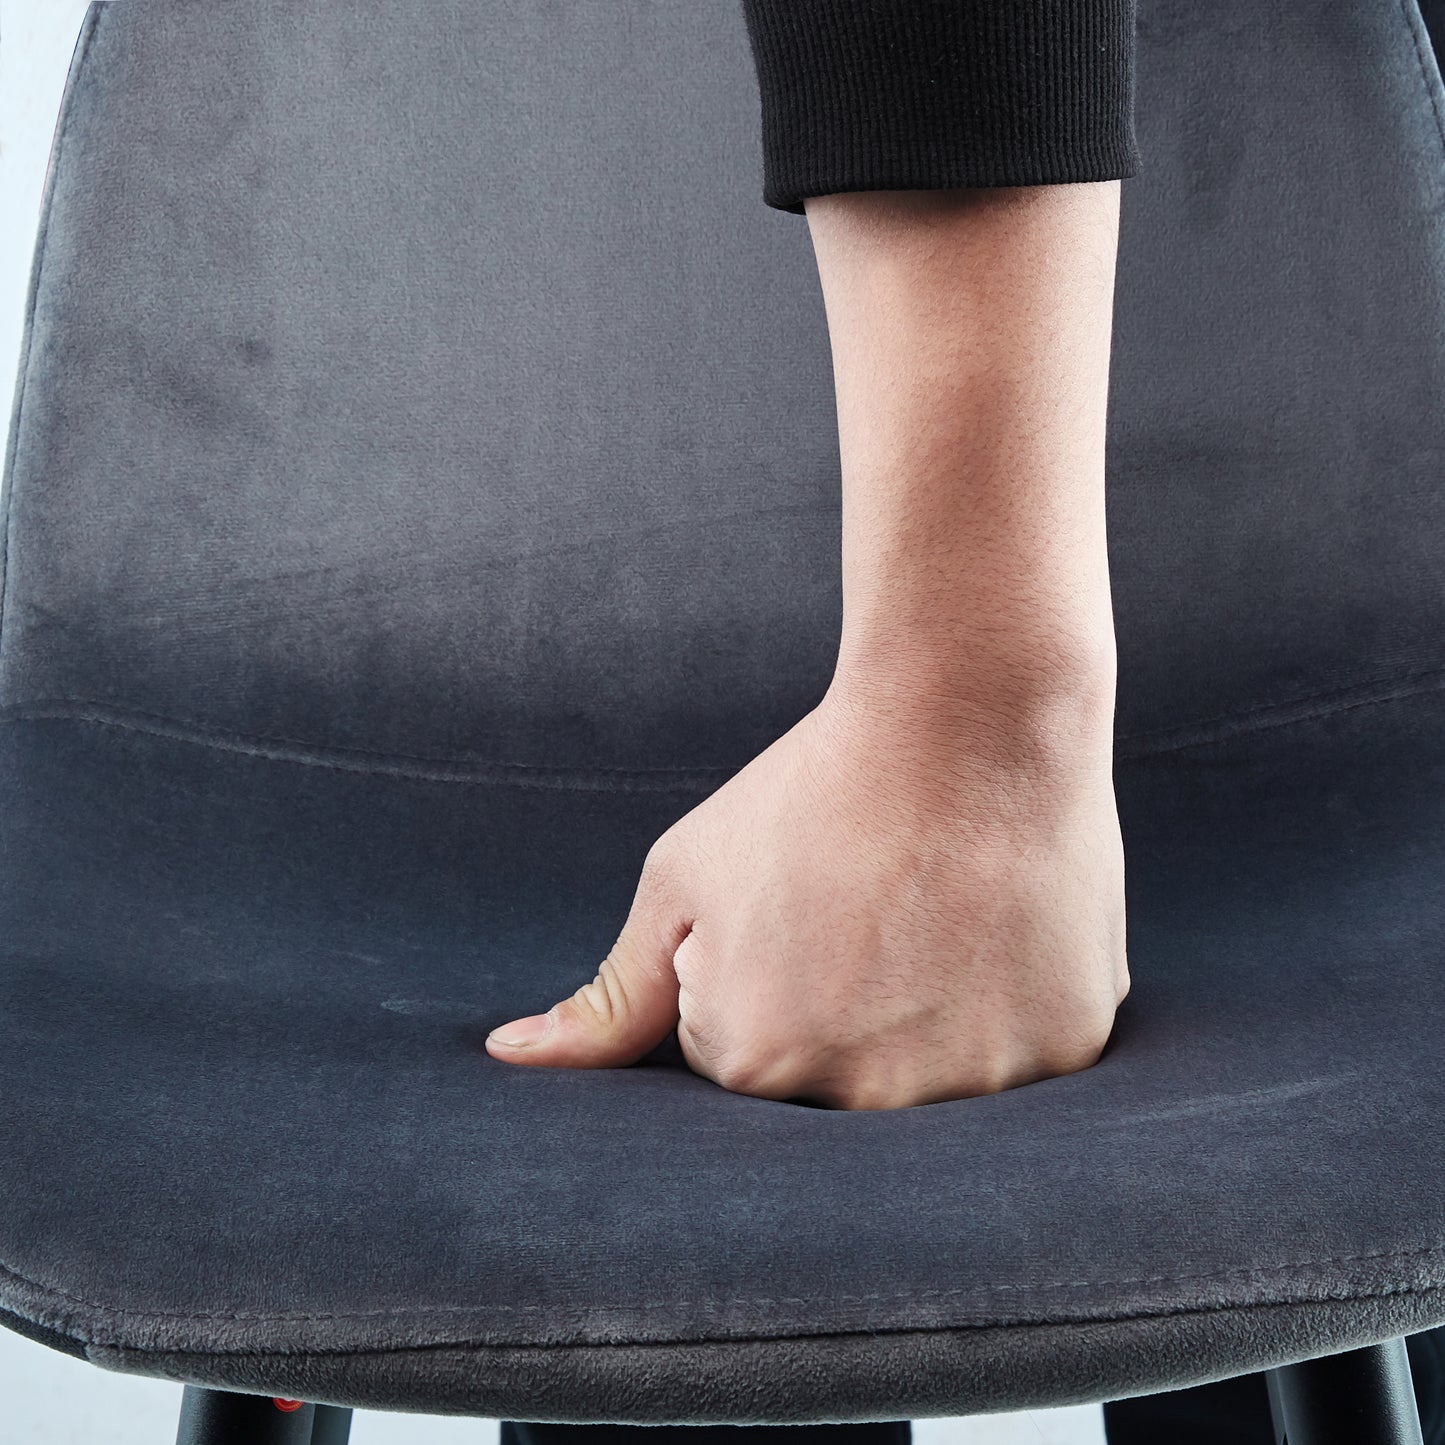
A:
2;0;1444;1427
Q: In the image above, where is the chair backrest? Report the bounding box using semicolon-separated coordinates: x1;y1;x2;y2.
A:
2;0;1443;777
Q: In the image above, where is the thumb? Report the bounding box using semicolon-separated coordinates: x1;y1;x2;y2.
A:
486;850;691;1069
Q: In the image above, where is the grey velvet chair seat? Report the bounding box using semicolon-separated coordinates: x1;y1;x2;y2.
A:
3;0;1445;1428
1;687;1445;1425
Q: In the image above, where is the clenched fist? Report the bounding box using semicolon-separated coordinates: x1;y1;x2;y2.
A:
485;674;1129;1110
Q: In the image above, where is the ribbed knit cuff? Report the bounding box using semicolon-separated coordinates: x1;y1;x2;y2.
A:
742;0;1142;216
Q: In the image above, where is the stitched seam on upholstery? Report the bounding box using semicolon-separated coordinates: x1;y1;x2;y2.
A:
1401;0;1445;165
0;5;104;677
1114;667;1445;757
1;670;1443;786
0;698;732;775
3;1242;1444;1324
81;1283;1445;1358
1111;664;1445;751
0;705;720;793
72;1281;1445;1357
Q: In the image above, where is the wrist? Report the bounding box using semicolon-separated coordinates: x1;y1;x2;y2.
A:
825;631;1118;776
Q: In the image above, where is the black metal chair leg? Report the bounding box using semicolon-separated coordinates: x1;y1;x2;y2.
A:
1265;1338;1425;1445
174;1385;352;1445
310;1403;355;1445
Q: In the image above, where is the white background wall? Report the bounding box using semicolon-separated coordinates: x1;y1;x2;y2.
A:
0;4;1106;1441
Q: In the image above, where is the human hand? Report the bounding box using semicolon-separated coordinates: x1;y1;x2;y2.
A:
484;675;1129;1110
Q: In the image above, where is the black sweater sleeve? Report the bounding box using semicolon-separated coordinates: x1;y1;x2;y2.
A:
740;0;1141;216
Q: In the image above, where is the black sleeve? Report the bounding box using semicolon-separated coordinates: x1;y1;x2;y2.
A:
740;0;1141;216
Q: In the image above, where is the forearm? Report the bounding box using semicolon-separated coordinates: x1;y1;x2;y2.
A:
806;184;1122;745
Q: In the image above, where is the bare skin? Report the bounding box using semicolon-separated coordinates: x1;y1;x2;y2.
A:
486;182;1129;1110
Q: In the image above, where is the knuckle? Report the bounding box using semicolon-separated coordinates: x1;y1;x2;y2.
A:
640;831;687;890
958;1061;1017;1099
1040;1019;1115;1077
774;1061;904;1111
638;844;668;889
823;1084;900;1112
676;1017;703;1059
710;1054;763;1094
574;954;626;1026
711;1047;796;1098
800;1068;947;1111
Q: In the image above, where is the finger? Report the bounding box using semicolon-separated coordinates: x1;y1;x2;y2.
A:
486;849;691;1068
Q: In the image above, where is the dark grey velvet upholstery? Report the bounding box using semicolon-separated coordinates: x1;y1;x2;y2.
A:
1;0;1443;1427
